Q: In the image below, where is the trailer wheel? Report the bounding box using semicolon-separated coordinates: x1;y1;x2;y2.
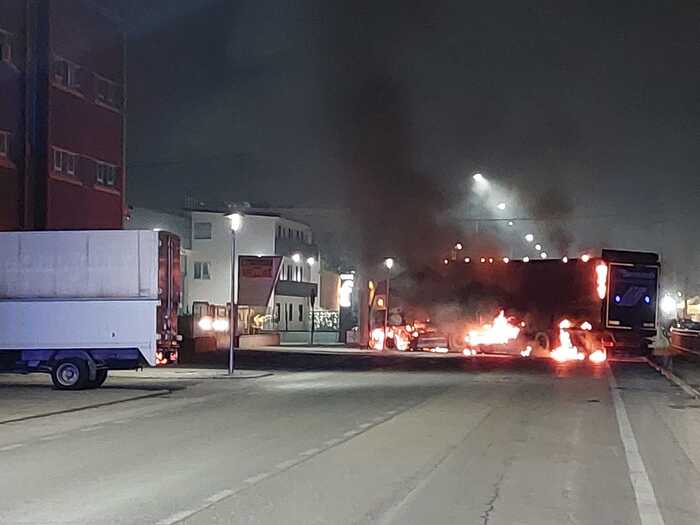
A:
86;369;109;389
51;359;89;390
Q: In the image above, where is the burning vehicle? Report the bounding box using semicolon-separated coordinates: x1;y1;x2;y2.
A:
368;250;659;362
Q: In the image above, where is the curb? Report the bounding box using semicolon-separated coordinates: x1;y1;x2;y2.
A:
0;389;170;425
645;357;700;399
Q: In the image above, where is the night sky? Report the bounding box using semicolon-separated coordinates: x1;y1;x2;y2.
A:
107;1;699;284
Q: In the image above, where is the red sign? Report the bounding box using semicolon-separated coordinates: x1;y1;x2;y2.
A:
237;256;282;306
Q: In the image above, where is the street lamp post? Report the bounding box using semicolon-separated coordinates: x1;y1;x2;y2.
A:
382;258;394;351
226;213;243;375
307;256;316;346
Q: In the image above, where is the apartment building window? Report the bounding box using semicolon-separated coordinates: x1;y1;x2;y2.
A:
193;262;211;280
53;56;82;92
95;74;121;110
298;304;304;322
299;266;303;282
274;304;281;323
276;225;282;238
193;222;213;240
0;131;9;158
0;31;11;64
53;148;78;176
95;161;117;186
286;265;292;281
288;304;293;322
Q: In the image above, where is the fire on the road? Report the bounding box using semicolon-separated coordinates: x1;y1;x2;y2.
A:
464;311;520;347
550;319;586;363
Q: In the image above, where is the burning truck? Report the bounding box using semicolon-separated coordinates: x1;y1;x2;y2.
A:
369;250;659;362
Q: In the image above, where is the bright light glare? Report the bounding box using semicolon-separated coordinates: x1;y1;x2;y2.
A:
473;173;485;183
212;319;229;332
540;252;548;259
198;317;213;331
520;346;532;358
581;254;591;263
525;234;534;242
227;213;243;232
580;321;593;331
464;257;471;263
535;243;542;251
562;256;568;263
306;256;316;266
660;294;677;315
503;257;510;263
384;257;394;270
454;243;463;251
291;253;301;263
497;202;506;210
507;221;514;226
523;256;530;263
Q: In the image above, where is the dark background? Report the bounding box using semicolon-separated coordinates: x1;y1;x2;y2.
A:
103;0;699;283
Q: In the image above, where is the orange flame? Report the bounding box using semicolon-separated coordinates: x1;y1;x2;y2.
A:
596;263;608;300
589;349;607;364
550;319;585;363
465;311;520;346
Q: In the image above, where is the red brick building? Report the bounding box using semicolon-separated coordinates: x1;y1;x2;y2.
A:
0;0;125;231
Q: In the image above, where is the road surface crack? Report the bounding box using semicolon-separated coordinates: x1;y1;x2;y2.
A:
481;470;505;525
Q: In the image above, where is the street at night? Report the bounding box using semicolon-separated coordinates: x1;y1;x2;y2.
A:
2;353;700;525
2;1;700;524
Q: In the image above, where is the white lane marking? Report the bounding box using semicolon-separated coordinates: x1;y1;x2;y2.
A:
385;409;398;416
40;434;67;441
324;438;342;447
244;472;270;484
299;447;321;457
608;368;666;525
344;429;360;437
275;459;298;470
359;422;373;429
205;489;235;503
155;508;202;525
0;444;24;452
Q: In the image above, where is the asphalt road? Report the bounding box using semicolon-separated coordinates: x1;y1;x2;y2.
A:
2;355;700;525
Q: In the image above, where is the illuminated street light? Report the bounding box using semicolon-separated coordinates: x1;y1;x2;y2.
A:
473;173;485;183
503;257;510;263
291;253;301;263
525;233;534;243
581;254;591;263
562;256;568;263
535;243;542;251
224;212;244;375
507;221;514;226
523;256;530;263
443;258;449;265
540;252;548;259
464;257;471;263
306;256;316;266
384;257;394;270
496;202;506;211
455;242;463;251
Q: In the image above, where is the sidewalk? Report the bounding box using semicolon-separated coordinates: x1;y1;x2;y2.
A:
110;367;272;380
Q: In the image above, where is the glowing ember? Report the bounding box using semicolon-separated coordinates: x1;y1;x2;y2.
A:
429;347;449;354
463;348;477;357
596;263;608;300
580;321;593;331
465;311;520;347
550;319;585;363
589;349;607;363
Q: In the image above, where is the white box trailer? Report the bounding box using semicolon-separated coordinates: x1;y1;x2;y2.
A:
0;230;181;389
